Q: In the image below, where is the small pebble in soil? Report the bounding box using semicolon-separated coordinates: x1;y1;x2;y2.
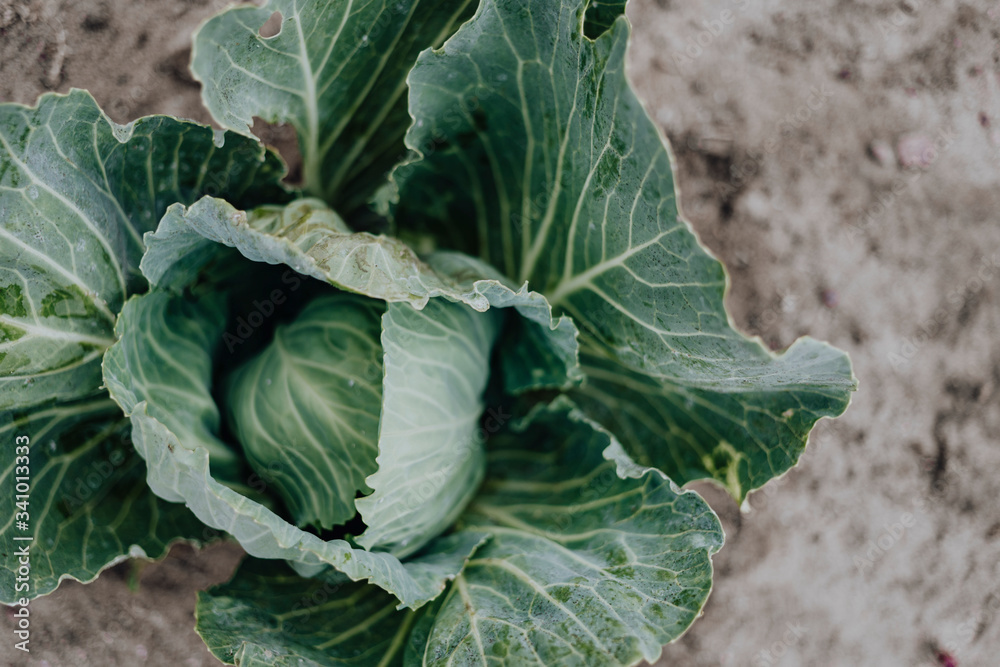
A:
935;649;958;667
821;289;839;308
868;139;895;167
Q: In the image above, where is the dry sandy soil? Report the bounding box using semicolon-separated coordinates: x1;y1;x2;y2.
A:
2;0;999;665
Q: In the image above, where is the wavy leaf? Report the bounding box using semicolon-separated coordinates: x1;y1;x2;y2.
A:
197;557;415;667
142;197;494;311
0;399;208;603
191;0;476;208
426;252;582;394
407;398;724;666
0;89;289;411
143;197;582;394
392;0;856;499
104;287;488;609
226;293;385;530
573;338;854;500
102;291;241;482
356;298;501;558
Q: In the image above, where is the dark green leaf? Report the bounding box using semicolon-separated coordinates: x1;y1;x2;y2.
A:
192;0;477;209
0;399;209;602
197;557;415;667
0;90;289;411
392;0;856;500
408;398;724;666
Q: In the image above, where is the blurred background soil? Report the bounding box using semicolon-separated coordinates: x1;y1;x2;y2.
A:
1;0;999;665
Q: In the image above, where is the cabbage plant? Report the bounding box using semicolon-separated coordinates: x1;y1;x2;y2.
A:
0;0;855;664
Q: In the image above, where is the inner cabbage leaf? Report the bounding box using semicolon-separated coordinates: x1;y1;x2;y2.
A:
225;293;385;530
356;297;501;558
104;286;489;609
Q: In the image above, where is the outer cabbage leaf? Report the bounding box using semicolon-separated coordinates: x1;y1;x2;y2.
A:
196;557;415;667
0;399;209;602
140;195;581;556
226;293;385;530
191;0;477;208
392;0;856;500
103;288;488;609
575;339;853;500
0;90;289;411
406;398;724;666
102;291;241;482
143;197;582;393
141;197;495;312
356;298;501;558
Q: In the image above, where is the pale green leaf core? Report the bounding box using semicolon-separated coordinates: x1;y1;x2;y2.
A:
104;286;488;609
135;193;582;563
356;298;502;557
226;293;386;530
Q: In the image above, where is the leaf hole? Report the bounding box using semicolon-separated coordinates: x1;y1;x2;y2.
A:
250;117;303;187
258;11;283;38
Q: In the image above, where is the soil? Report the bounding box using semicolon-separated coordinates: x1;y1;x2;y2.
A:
1;0;999;665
